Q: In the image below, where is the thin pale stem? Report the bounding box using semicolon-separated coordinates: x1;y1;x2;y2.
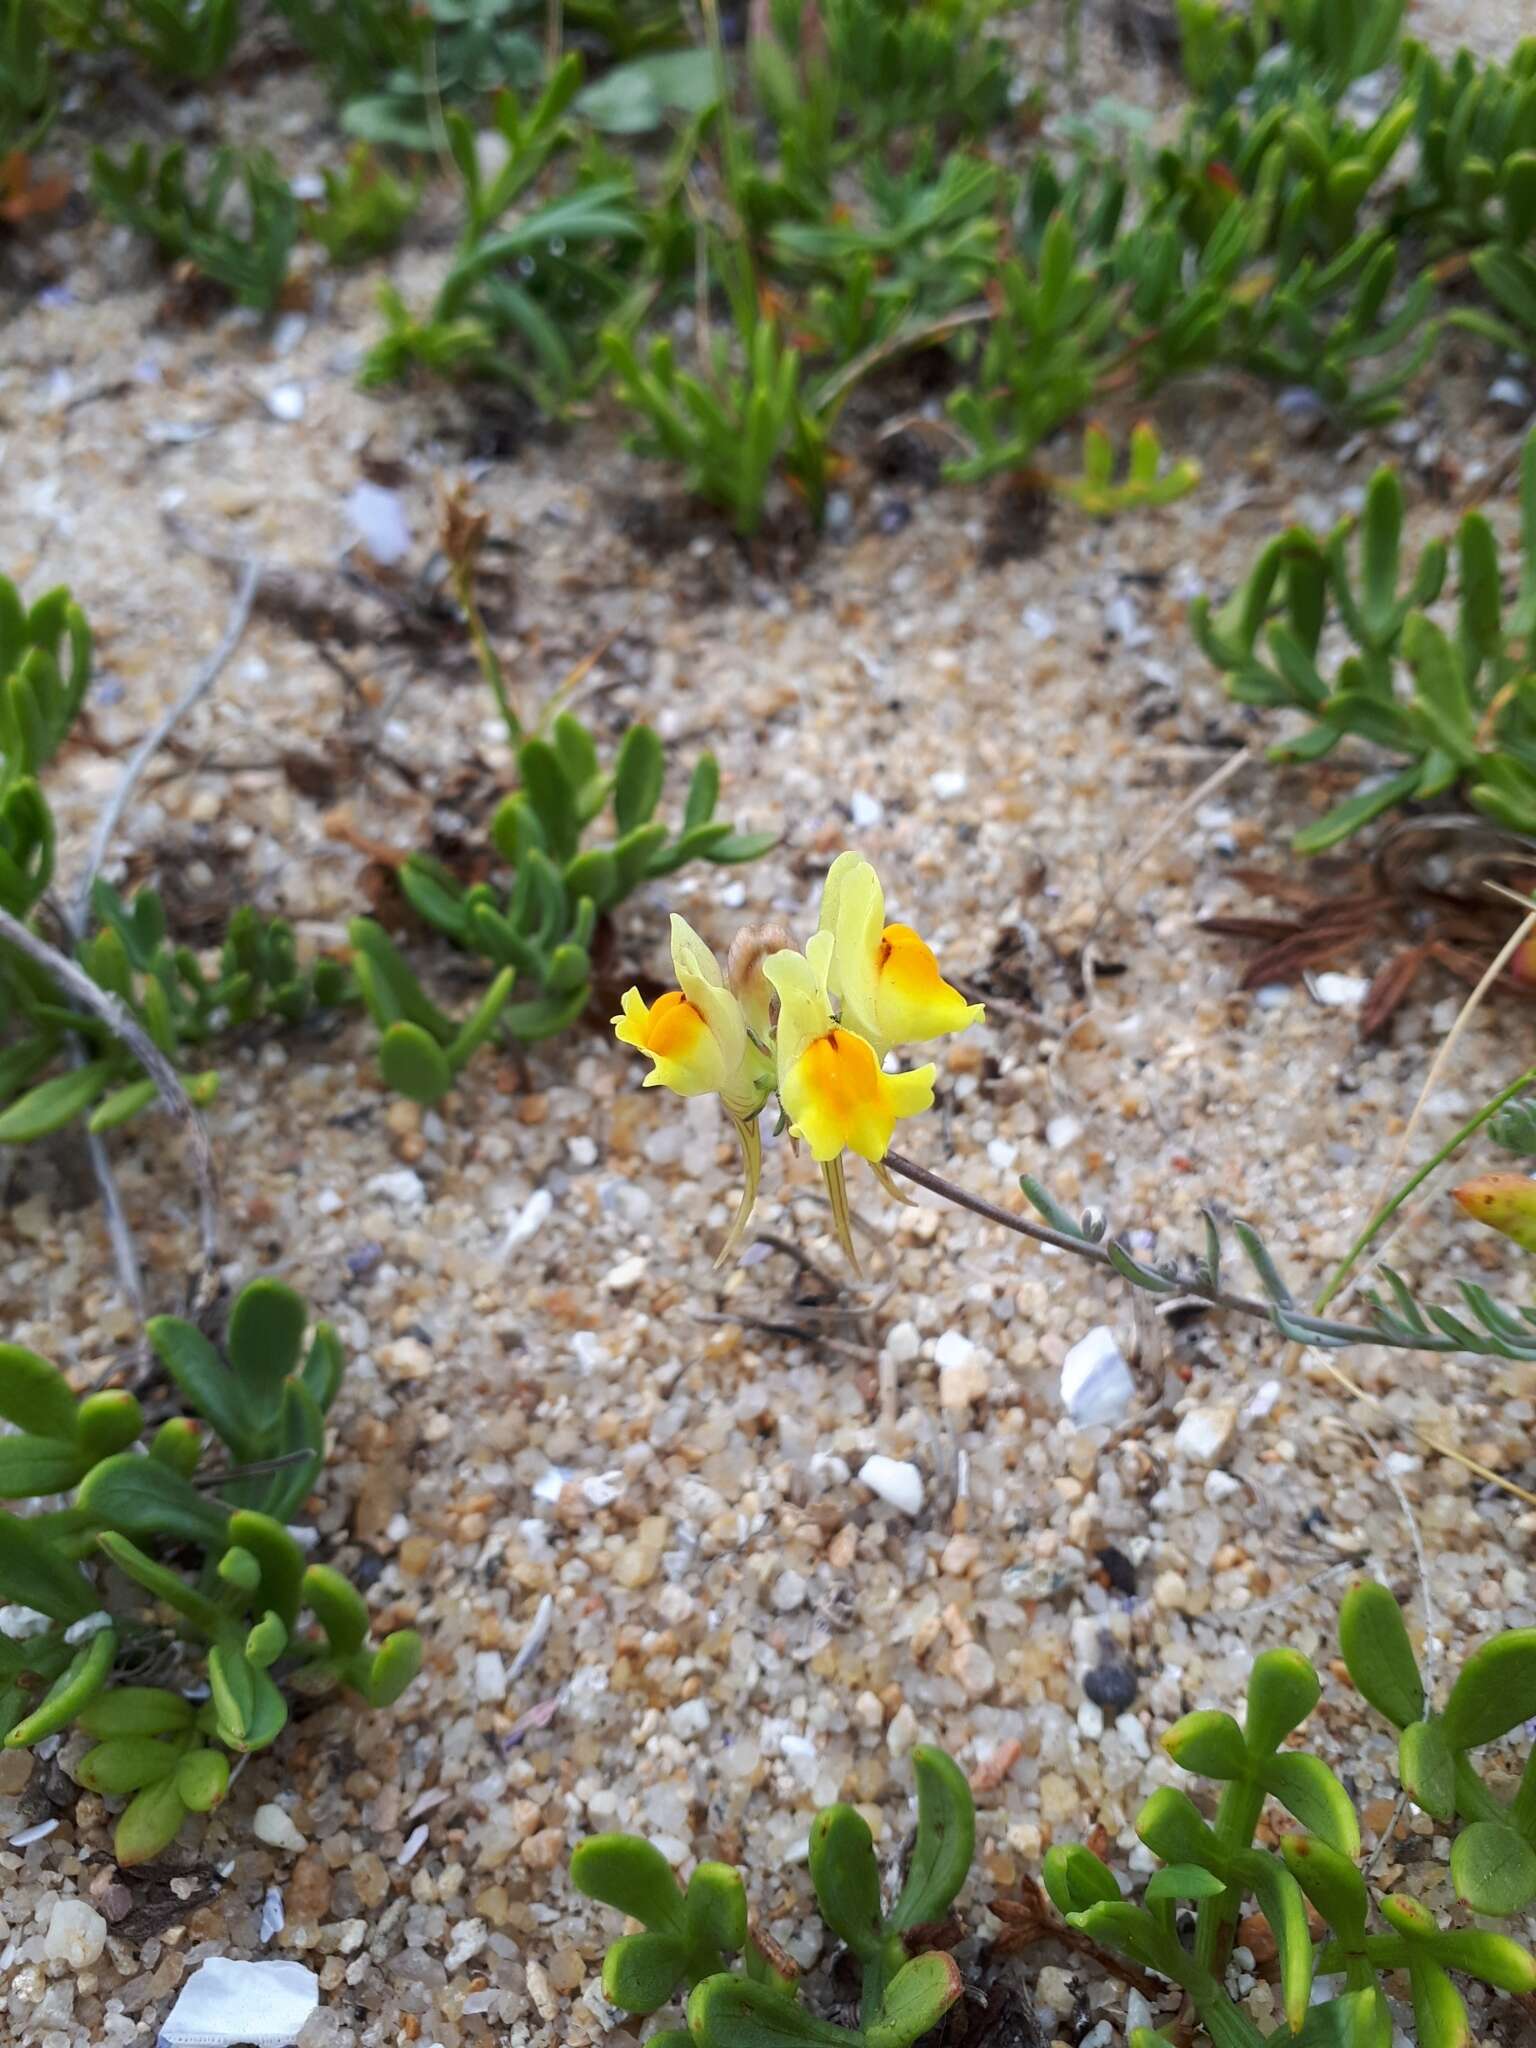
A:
883;1151;1301;1327
0;904;220;1294
450;559;521;746
74;559;260;932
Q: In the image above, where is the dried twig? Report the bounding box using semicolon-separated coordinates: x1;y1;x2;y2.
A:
0;905;220;1296
74;559;260;931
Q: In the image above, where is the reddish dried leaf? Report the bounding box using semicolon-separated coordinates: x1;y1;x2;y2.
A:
1359;946;1429;1039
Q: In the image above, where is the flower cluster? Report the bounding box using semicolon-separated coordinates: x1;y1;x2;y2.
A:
614;854;983;1266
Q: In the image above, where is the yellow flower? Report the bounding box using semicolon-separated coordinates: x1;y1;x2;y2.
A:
764;935;934;1268
817;851;984;1054
613;916;774;1262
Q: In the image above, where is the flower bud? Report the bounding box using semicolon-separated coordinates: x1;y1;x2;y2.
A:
1452;1172;1536;1252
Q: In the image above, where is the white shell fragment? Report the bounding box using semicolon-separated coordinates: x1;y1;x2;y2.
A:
1060;1326;1135;1427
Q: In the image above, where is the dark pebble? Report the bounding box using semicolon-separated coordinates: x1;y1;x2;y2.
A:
346;1241;384;1280
1095;1544;1137;1595
1084;1657;1138;1712
876;499;913;535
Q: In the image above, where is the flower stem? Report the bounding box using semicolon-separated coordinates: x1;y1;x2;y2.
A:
449;558;521;747
1310;1063;1536;1316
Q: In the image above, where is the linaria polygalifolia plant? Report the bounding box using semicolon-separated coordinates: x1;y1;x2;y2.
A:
613;850;1536;1369
0;1278;421;1866
572;1746;972;2046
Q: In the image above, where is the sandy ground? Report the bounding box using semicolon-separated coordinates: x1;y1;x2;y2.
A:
3;4;1536;2045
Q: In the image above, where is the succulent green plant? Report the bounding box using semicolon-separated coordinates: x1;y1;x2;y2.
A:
1193;424;1536;850
1340;1580;1536;1919
1048;1617;1536;2048
351;716;773;1100
944;212;1115;485
90;141;298;314
304;142;421;264
1051;421;1201;519
602;314;833;536
572;1746;970;2046
0;1278;422;1866
115;0;241;79
361;57;644;408
1;0;58;156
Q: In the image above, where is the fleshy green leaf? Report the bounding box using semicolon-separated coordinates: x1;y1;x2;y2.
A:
1260;1753;1360;1855
175;1747;230;1813
77;1734;182;1794
2;1624;115;1747
76;1454;230;1549
0;1059;113;1142
145;1315;250;1457
1163;1709;1247;1779
808;1802;884;1958
114;1773;188;1865
685;1861;748;1956
570;1834;686;1932
0;1343;77;1439
866;1953;964;2047
1441;1632;1536;1749
889;1744;976;1931
77;1686;195;1737
1042;1842;1122;1916
1449;1821;1536;1918
1339;1581;1424;1729
1245;1647;1320;1755
1398;1719;1456;1821
303;1563;369;1658
602;1930;688;2014
226;1279;307;1426
0;1508;99;1620
379;1021;453;1103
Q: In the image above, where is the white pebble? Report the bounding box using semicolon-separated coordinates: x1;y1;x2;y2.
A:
772;1569;809;1612
858;1455;925;1516
929;770;967;800
254;1803;307;1854
365;1168;426;1209
474;1650;507;1702
1243;1379;1281;1422
346;480;411;566
884;1320;921;1364
602;1254;646;1292
1310;971;1369;1008
850;791;884;828
1173;1403;1238;1467
502;1187;553;1251
1060;1326;1135;1427
1045;1113;1082;1151
670;1698;711;1738
44;1897;106;1967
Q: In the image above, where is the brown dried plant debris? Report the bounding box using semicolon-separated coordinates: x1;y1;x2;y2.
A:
1200;821;1536;1038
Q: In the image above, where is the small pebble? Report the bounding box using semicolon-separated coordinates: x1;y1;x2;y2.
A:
254;1804;308;1854
858;1455;925;1516
1060;1327;1135;1427
1083;1657;1138;1712
44;1898;106;1968
1173;1403;1238;1467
